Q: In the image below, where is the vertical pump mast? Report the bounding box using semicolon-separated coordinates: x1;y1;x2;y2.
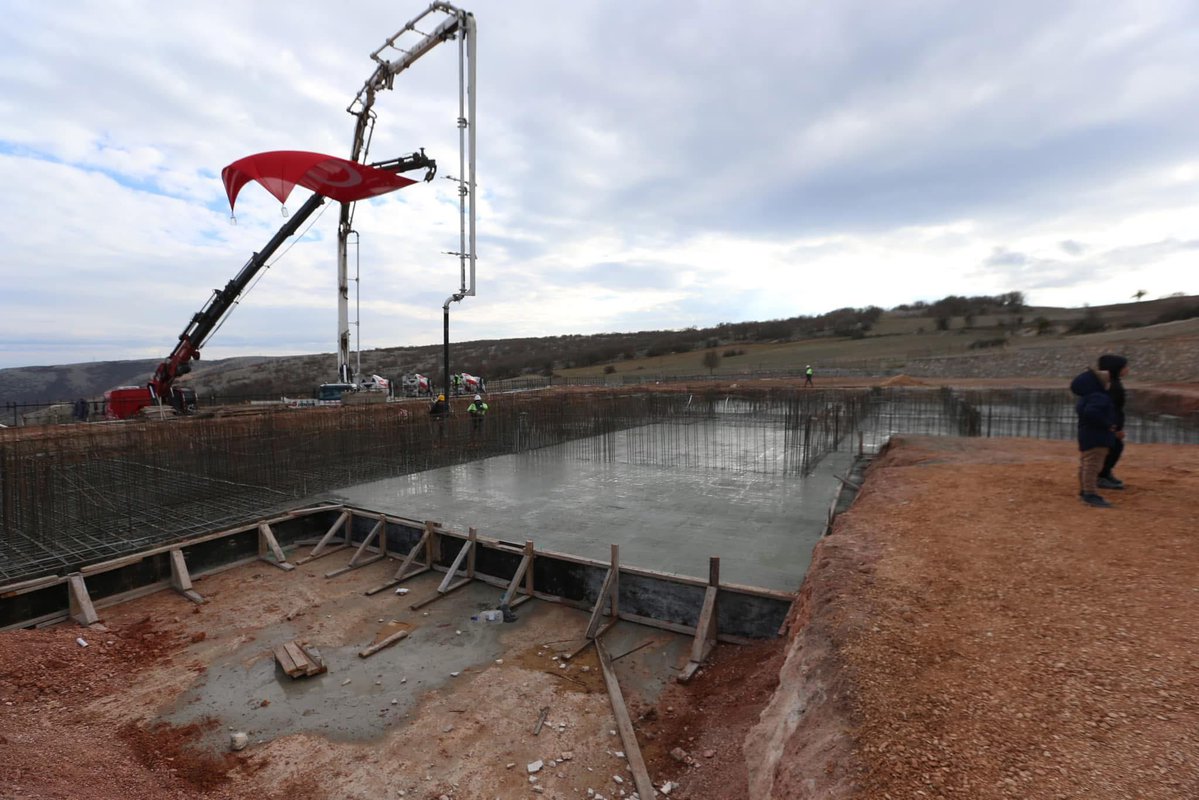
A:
338;2;477;383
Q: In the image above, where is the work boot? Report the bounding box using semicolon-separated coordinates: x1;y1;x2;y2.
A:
1080;493;1112;508
1097;476;1124;490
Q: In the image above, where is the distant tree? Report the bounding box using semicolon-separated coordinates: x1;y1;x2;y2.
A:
603;364;616;374
1132;289;1147;301
935;316;951;331
1033;317;1052;335
701;350;721;375
999;291;1026;310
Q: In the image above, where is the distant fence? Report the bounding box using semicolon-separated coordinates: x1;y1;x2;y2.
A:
490;365;893;394
4;368;888;428
3;385;1197;585
0;386;855;582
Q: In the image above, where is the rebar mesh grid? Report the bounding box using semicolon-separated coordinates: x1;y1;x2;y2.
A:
2;387;1196;583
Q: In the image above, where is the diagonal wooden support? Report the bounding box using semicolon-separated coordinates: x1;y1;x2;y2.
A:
295;510;351;565
679;557;720;683
466;527;477;578
258;522;296;571
563;637;596;662
66;573;99;627
501;540;535;609
326;514;388;578
168;549;205;604
436;528;477;592
597;640;657;800
411;529;478;609
584;544;620;640
365;523;433;596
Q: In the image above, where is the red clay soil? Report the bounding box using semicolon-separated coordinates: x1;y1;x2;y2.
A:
638;640;788;796
738;436;1199;800
0;618;297;800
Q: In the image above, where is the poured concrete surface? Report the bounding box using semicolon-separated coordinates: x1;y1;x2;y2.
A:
327;424;857;592
165;579;508;744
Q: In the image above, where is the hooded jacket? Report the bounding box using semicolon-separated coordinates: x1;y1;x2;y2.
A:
1070;368;1116;451
1097;354;1128;430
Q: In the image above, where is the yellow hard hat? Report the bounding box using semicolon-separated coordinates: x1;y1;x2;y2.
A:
437;394;445;401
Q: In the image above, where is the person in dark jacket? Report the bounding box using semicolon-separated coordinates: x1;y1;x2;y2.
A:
429;393;449;437
1069;367;1118;507
1096;354;1129;489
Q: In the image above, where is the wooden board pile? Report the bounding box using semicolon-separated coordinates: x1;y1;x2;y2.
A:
273;639;326;678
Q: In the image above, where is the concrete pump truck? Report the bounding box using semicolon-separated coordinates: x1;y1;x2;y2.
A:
106;2;477;419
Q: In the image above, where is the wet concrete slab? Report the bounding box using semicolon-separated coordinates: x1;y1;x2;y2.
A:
325;424;856;592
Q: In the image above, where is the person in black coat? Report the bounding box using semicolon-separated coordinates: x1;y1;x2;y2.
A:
1069;367;1118;507
1096;354;1129;489
429;393;449;438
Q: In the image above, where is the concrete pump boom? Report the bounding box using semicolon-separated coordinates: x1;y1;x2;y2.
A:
336;2;476;384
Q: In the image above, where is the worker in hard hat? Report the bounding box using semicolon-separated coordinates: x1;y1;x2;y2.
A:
429;392;449;438
467;392;489;434
804;364;814;387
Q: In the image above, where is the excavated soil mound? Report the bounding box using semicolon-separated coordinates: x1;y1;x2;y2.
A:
744;436;1199;799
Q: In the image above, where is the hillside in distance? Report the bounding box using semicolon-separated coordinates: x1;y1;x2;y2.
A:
2;292;1196;405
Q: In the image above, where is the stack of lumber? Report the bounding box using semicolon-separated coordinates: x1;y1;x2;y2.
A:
273;640;326;678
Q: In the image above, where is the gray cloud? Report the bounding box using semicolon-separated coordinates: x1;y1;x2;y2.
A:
1;0;1198;370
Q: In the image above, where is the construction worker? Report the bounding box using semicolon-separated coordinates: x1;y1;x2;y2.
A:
429;393;448;437
467;393;488;433
804;364;814;387
451;373;462;396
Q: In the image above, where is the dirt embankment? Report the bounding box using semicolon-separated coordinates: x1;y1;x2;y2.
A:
741;436;1199;799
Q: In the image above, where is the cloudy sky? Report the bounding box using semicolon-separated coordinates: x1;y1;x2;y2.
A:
1;0;1197;371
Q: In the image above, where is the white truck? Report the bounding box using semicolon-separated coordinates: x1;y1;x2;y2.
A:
358;374;392;394
401;373;432;397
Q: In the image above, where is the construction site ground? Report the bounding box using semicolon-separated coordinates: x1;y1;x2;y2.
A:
749;435;1199;800
2;392;1198;799
0;559;698;800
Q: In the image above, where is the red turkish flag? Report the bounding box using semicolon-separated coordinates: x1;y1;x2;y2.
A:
221;151;417;210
